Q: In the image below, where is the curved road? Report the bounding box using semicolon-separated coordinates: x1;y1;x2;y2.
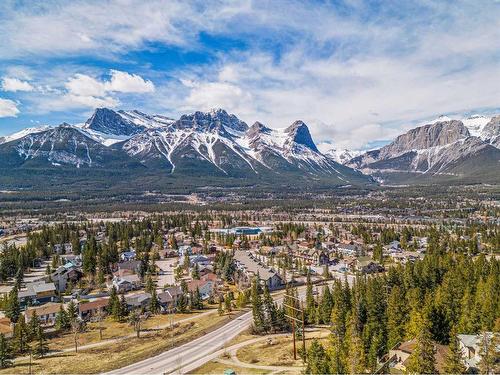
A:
107;310;253;374
107;279;345;374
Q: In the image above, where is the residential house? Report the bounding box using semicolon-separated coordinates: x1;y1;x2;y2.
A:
60;254;82;267
309;249;329;266
178;245;192;257
388;339;448;373
111;274;141;293
50;262;83;292
234;251;283;291
25;303;62;326
125;292;151;311
355;257;384;274
78;298;108;320
337;243;364;257
458;333;497;372
189;254;211;267
115;260;142;275
19;281;57;305
187;279;214;300
120;250;137;262
158;286;183;310
53;243;73;255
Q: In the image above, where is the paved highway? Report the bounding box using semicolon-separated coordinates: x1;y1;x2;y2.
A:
107;279;348;374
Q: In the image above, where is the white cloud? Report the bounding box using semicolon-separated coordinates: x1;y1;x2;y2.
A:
0;1;250;59
181;81;253;116
0;98;20;117
46;93;120;112
1;1;498;149
105;70;155;93
1;77;35;92
65;73;106;97
35;70;153;111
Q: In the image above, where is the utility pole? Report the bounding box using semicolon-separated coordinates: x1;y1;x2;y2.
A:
301;300;306;360
283;291;306;363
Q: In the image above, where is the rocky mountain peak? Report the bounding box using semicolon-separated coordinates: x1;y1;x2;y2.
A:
84;108;144;136
174;109;248;134
382;119;470;157
246;121;272;139
284;120;319;152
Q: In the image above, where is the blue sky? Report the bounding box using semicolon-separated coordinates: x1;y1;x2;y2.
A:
0;0;499;150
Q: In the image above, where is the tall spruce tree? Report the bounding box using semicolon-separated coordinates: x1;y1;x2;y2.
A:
0;334;13;368
306;339;330;374
251;278;265;333
443;327;466;374
305;272;315;324
405;317;436;374
262;285;277;333
5;287;20;323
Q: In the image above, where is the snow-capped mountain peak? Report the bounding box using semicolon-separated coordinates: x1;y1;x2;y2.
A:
284;120;319;152
0;125;53;145
326;148;362;164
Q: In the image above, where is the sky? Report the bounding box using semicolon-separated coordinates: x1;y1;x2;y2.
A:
0;0;499;150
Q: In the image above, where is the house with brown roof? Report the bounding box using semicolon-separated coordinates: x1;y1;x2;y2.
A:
24;303;62;326
78;298;108;320
388;339;448;373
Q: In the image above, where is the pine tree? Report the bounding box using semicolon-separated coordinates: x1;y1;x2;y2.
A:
191;263;200;280
193;287;203;310
319;285;333;324
346;315;366;374
218;299;223;316
34;324;48;358
0;334;13;368
119;294;128;319
28;311;40;340
262;285;277;333
305;272;315;323
108;287;121;320
457;286;479;334
405;317;436;374
224;293;232;313
251;278;265;333
322;263;330;278
306;339;330;374
5;287;20;323
150;288;160;314
373;242;383;263
328;305;347;374
177;292;188;313
443;327;466;374
145;272;155;294
14;316;29;354
55;305;69;331
387;285;407;348
478;331;499;375
66;301;77;323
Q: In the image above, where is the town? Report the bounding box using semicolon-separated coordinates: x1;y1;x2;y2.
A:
0;195;498;374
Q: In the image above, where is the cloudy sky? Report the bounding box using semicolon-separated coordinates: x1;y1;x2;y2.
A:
0;0;499;150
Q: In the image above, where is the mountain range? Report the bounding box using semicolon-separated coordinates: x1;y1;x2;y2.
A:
347;115;500;184
0;109;498;192
0;108;370;192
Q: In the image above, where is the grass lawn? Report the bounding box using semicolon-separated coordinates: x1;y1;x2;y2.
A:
236;329;330;368
47;308;216;350
1;309;245;374
188;360;272;375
